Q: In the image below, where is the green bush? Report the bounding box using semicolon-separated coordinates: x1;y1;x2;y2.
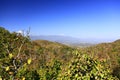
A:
0;27;33;80
58;50;118;80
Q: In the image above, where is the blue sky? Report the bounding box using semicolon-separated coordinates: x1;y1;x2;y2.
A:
0;0;120;41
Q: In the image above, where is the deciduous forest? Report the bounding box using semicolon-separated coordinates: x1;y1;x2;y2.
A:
0;27;120;80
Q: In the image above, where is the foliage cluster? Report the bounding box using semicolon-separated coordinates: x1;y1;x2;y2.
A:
82;41;120;78
58;50;118;80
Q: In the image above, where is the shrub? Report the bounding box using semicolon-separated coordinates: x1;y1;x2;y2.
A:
58;50;118;80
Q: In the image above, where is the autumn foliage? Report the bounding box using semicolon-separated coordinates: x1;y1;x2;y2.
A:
0;27;119;80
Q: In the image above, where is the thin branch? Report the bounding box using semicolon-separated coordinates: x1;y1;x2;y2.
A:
13;59;17;70
2;43;10;54
16;39;26;58
16;27;30;58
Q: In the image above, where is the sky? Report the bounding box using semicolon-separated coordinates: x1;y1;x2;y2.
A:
0;0;120;41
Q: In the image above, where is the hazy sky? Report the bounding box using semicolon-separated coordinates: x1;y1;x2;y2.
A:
0;0;120;41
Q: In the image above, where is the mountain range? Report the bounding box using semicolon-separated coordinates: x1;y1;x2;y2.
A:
30;35;99;47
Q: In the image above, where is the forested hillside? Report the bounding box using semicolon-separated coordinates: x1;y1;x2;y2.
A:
0;27;119;80
82;40;120;79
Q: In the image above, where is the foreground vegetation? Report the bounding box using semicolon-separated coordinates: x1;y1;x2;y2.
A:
0;27;119;80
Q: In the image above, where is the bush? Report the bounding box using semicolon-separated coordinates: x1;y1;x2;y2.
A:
58;50;118;80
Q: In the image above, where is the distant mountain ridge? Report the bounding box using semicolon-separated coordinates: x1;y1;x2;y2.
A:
30;35;96;47
30;35;82;42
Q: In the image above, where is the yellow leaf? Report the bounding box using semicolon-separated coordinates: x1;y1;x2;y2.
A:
27;58;32;64
9;53;13;59
9;72;13;75
5;66;9;71
0;77;2;80
22;77;25;80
